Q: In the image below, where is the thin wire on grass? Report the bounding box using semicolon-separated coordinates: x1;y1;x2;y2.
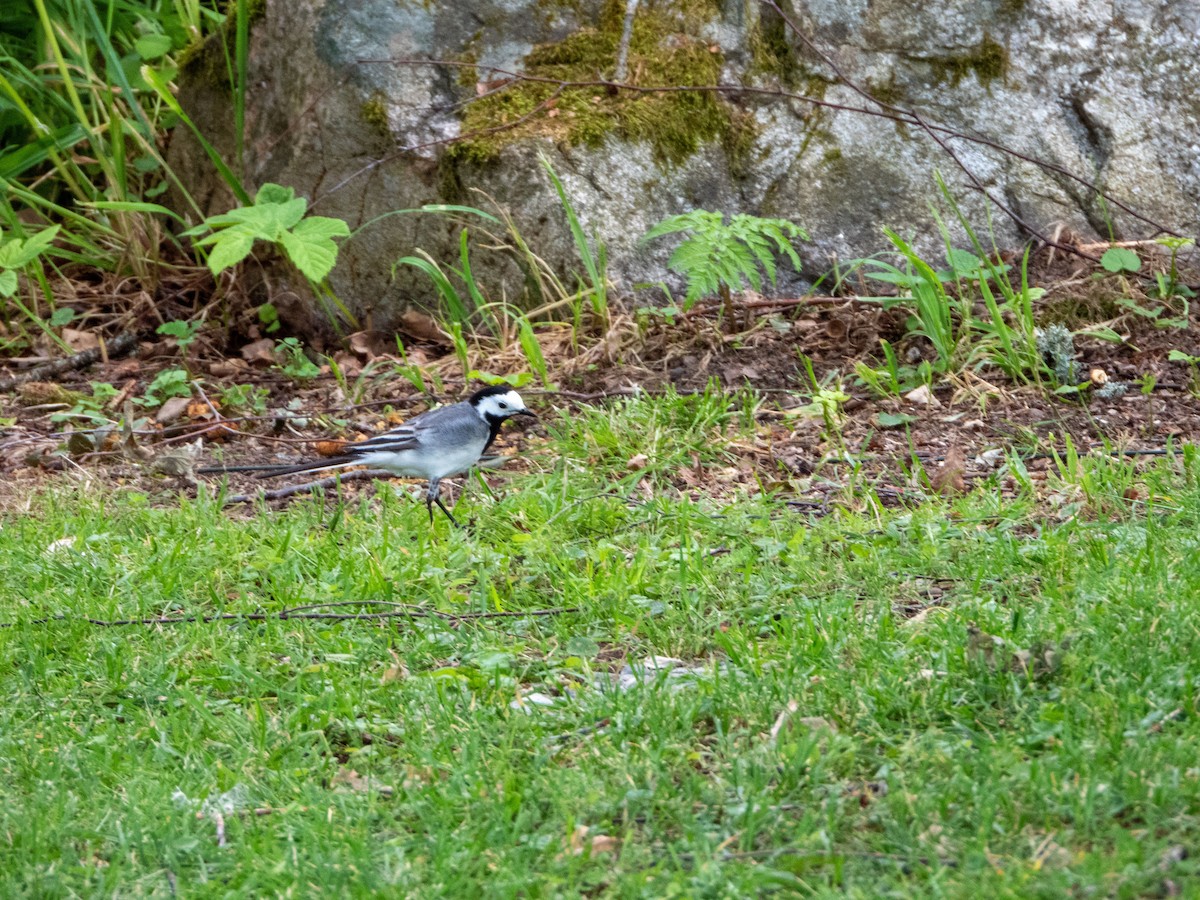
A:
0;599;580;630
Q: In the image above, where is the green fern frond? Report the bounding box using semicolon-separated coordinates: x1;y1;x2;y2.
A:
642;210;807;310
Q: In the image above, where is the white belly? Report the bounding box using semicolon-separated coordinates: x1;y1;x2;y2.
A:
357;436;487;481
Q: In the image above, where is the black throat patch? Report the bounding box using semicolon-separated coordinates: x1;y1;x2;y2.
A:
481;414;505;453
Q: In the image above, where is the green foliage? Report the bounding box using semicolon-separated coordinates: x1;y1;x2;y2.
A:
185;183;350;282
1099;246;1141;273
257;302;281;333
853;340;927;399
5;400;1200;895
1169;349;1200;395
48;381;121;426
274;337;320;382
394;249;471;326
449;5;740;168
541;155;609;330
139;367;191;407
0;225;60;297
517;316;550;388
156;319;203;353
0;0;228;296
851;182;1048;388
641;210;806;309
792;355;850;449
218;382;270;416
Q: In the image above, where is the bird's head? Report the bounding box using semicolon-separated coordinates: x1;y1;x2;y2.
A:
469;385;535;423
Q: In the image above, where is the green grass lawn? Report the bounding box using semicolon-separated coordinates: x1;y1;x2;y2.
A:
3;393;1200;896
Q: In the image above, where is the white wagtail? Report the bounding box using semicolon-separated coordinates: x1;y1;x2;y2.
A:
201;385;535;525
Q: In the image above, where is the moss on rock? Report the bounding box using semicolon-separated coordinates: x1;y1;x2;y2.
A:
928;34;1009;89
448;0;739;168
360;92;391;135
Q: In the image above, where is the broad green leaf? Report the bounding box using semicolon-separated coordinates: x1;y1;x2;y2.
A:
279;224;342;282
877;411;916;428
256;183;295;205
206;228;257;275
290;216;351;241
49;307;75;326
1100;247;1141;273
135;33;173;60
0;269;17;296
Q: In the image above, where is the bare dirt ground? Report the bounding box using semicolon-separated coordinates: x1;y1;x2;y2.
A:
2;243;1198;512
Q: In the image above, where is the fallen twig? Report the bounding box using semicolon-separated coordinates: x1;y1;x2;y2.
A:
0;332;138;393
217;468;393;504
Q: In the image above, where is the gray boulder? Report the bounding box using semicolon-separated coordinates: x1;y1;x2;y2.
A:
170;0;1200;332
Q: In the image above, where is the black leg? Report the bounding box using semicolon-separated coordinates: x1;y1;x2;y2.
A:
425;478;460;527
434;496;459;527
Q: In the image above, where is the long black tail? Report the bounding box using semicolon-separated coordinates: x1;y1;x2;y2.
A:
197;456;357;479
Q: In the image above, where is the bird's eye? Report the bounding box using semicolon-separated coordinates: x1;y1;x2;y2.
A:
498;402;508;409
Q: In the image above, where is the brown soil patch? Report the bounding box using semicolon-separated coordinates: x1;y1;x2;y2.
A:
2;243;1198;512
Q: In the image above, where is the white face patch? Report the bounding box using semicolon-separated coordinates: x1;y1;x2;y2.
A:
477;389;528;419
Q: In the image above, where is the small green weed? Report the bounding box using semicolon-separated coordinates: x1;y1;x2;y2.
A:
793;355;850;449
218;383;270;416
1168;350;1200;396
274;337;321;382
139;367;192;407
156;319;203;355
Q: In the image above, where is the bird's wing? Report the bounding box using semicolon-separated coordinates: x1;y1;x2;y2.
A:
342;402;467;455
343;422;423;457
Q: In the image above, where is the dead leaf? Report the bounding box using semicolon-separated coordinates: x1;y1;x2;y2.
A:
397;309;450;346
380;649;408;684
905;384;941;407
62;328;99;352
797;716;837;733
347;330;392;360
314;440;348;458
967;623;1004;667
155;396;191;425
931;446;967;495
208;359;248;377
559;825;616;857
627;453;649;471
240;338;277;367
563;825;590;857
331;351;363;378
112;358;141;379
590;834;619;854
186;400;216;420
768;699;799;742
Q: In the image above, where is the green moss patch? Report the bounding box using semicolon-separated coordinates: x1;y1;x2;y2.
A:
928;34;1009;89
449;0;743;167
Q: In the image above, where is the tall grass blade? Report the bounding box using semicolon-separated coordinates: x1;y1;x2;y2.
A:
539;154;608;329
394;253;469;325
141;65;250;205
